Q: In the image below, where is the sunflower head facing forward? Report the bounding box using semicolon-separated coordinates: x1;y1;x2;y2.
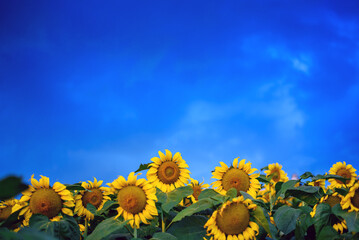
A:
328;162;357;189
146;149;190;193
212;158;260;198
204;196;259;240
74;177;111;220
108;172;158;229
16;175;74;225
264;163;289;184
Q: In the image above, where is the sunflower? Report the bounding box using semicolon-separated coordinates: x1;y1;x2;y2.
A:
74;177;111;220
146;149;190;193
204;196;259;240
310;192;347;233
108;172;158;229
0;199;18;222
181;178;210;206
264;163;289;184
16;175;74;225
212;158;260;198
328;162;357;188
341;182;359;212
308;179;326;190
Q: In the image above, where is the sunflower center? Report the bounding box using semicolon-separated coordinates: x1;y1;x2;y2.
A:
313;181;321;187
271;170;280;182
0;206;12;221
82;189;103;209
216;202;250;235
351;189;359;208
117;186;147;214
157;161;180;184
336;168;351;184
192;185;202;201
324;196;341;207
29;188;62;218
222;168;250;195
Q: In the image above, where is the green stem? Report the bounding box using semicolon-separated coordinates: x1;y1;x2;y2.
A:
134;226;137;238
84;218;88;237
161;211;165;232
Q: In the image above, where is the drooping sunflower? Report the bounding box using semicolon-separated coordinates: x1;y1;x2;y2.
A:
341;182;359;212
108;172;158;229
74;177;111;220
212;158;261;198
204;196;259;240
0;199;18;222
146;149;190;193
16;175;74;225
264;163;289;184
328;162;357;189
310;192;347;233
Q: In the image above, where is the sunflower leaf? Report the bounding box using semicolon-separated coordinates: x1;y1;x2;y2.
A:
317;225;339;240
162;186;193;213
29;214;81;240
313;203;331;236
285;186;324;206
312;174;349;182
257;174;270;184
274;205;302;235
198;189;221;200
87;203;97;215
156;188;167;204
151;232;177;240
0;176;28;200
225;188;237;200
96;200;118;215
167;215;207;240
299;172;314;180
135;163;151;173
253;206;271;237
65;183;85;191
86;217;129;240
171;198;214;223
332;204;359;233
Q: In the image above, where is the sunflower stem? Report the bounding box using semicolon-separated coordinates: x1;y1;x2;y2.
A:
84;218;88;237
161;211;165;232
134;226;137;238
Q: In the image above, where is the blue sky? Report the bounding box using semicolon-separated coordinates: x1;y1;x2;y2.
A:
0;1;358;185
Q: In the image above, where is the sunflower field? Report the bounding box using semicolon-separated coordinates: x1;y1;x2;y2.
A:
0;150;358;240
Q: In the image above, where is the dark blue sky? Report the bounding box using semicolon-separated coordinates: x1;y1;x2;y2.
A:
1;1;358;185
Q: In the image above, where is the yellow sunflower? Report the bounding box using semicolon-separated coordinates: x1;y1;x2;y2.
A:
341;182;359;212
74;177;111;220
108;172;158;229
16;175;74;225
181;178;210;206
0;199;18;222
146;149;190;193
212;158;261;198
328;162;357;188
204;196;259;240
308;179;326;190
310;192;347;233
264;163;289;184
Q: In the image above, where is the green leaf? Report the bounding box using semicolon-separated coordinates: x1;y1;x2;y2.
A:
17;227;59;240
97;200;119;215
135;163;151;173
225;188;237;199
312;174;349;183
156;188;167;204
167;215;207;240
317;225;339;240
162;186;193;213
273;205;302;235
299;172;314;180
29;214;81;240
253;206;271;236
332;204;359;233
65;183;85;191
151;232;177;240
240;191;254;200
313;203;332;235
295;209;314;240
273;180;298;206
257;174;270;184
198;189;220;200
86;217;129;240
0;228;18;240
0;176;28;200
285;186;323;205
172;198;214;223
261;166;269;171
